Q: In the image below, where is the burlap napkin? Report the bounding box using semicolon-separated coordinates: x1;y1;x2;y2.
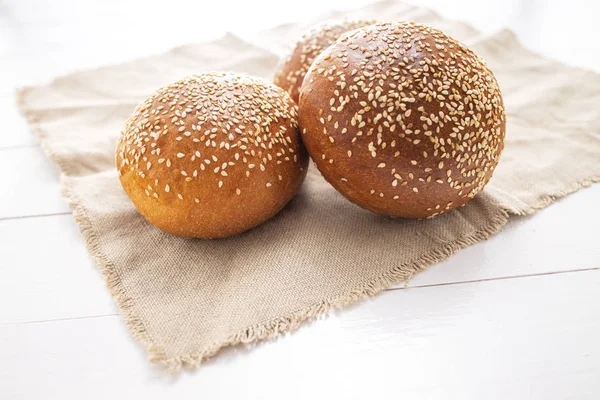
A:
17;0;600;371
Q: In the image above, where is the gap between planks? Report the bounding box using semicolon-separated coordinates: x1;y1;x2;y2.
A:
0;211;72;222
0;143;39;152
394;266;600;290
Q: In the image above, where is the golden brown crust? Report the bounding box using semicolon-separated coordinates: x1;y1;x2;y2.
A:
274;19;377;104
298;22;506;218
116;72;308;238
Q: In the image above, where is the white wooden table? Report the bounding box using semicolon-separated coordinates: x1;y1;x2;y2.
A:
1;0;599;398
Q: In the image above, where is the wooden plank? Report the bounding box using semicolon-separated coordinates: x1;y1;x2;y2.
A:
0;95;38;149
1;185;598;325
1;269;598;399
3;0;599;74
3;0;595;97
0;214;116;324
0;147;70;219
414;0;600;69
403;184;600;288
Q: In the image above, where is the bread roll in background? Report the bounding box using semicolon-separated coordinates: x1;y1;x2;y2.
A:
299;21;506;218
116;72;308;238
274;19;376;103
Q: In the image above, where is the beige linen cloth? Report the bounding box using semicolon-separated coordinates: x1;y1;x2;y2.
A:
17;0;600;371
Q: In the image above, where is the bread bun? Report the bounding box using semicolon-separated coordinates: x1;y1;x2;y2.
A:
274;19;376;103
298;21;506;218
116;72;308;238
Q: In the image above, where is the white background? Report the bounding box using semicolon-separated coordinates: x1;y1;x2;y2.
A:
1;0;599;399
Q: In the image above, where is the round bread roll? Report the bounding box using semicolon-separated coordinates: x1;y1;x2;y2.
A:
274;19;376;104
298;21;506;219
116;72;308;238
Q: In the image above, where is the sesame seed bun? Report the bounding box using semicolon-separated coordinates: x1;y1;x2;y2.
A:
298;21;506;219
274;19;377;104
116;72;309;238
